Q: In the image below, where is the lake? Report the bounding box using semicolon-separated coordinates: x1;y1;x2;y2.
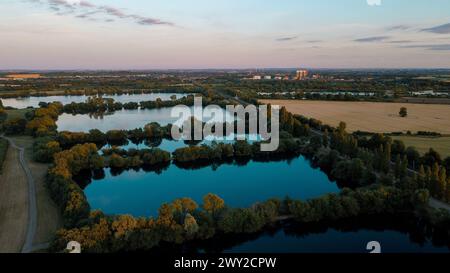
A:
57;106;238;132
193;215;450;253
83;156;338;217
1;93;188;109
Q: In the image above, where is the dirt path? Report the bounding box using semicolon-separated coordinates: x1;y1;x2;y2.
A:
0;140;28;253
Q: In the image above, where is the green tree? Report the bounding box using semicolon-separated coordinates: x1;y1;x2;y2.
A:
438;167;447;200
417;165;427;189
399;107;408;118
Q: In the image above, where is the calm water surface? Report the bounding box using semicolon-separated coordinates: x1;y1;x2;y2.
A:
2;93;187;109
193;216;450;253
57;107;238;132
83;157;338;217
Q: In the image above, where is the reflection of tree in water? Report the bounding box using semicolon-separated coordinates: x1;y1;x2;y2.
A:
145;138;163;148
157;214;450;254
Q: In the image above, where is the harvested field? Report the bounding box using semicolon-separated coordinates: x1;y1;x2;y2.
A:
261;100;450;134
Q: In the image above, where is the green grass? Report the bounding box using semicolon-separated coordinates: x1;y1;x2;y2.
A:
0;138;9;174
5;108;32;121
392;136;450;158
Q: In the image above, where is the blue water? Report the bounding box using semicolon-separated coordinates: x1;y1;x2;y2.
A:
1;93;188;109
84;157;338;217
57;106;237;132
104;139;190;153
103;134;262;153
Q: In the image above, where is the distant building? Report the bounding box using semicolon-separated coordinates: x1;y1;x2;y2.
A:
410;90;435;96
252;75;262;80
274;76;283;80
410;90;449;97
295;69;309;80
264;75;272;80
6;74;41;80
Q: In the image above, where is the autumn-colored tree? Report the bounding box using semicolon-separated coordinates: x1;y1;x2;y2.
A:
173;198;198;215
203;193;225;216
183;213;199;237
111;215;138;238
438;167;447;200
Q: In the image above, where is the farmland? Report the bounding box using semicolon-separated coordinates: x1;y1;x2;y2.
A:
261;100;450;134
391;136;450;157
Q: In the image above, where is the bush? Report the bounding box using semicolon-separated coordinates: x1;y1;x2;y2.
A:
3;118;27;135
0;138;9;174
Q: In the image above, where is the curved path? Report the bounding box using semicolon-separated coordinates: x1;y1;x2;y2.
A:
1;136;37;253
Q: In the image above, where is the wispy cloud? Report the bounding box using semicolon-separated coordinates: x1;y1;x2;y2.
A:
399;44;450;51
354;36;390;42
386;25;411;31
27;0;173;26
307;40;323;43
388;40;414;44
422;23;450;34
275;36;298;42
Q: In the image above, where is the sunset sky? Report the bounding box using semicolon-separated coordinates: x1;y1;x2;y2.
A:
1;0;450;69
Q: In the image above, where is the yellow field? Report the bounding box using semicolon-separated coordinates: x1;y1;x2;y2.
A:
261;100;450;134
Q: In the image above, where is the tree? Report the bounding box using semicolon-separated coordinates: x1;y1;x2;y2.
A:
0;108;7;124
447;178;450;202
111;215;138;238
399;107;408;118
438;167;447;201
444;157;450;174
430;163;440;197
406;147;421;169
331;158;365;187
203;194;225;216
109;154;127;169
90;154;105;170
183;213;199;237
3;118;27;135
173;198;198;215
417;165;427;189
422;148;442;167
394;155;408;179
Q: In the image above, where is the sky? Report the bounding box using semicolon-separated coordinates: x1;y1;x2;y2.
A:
1;0;450;69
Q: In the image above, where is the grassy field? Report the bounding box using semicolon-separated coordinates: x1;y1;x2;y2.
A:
392;136;450;157
5;108;32;121
261;100;450;134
